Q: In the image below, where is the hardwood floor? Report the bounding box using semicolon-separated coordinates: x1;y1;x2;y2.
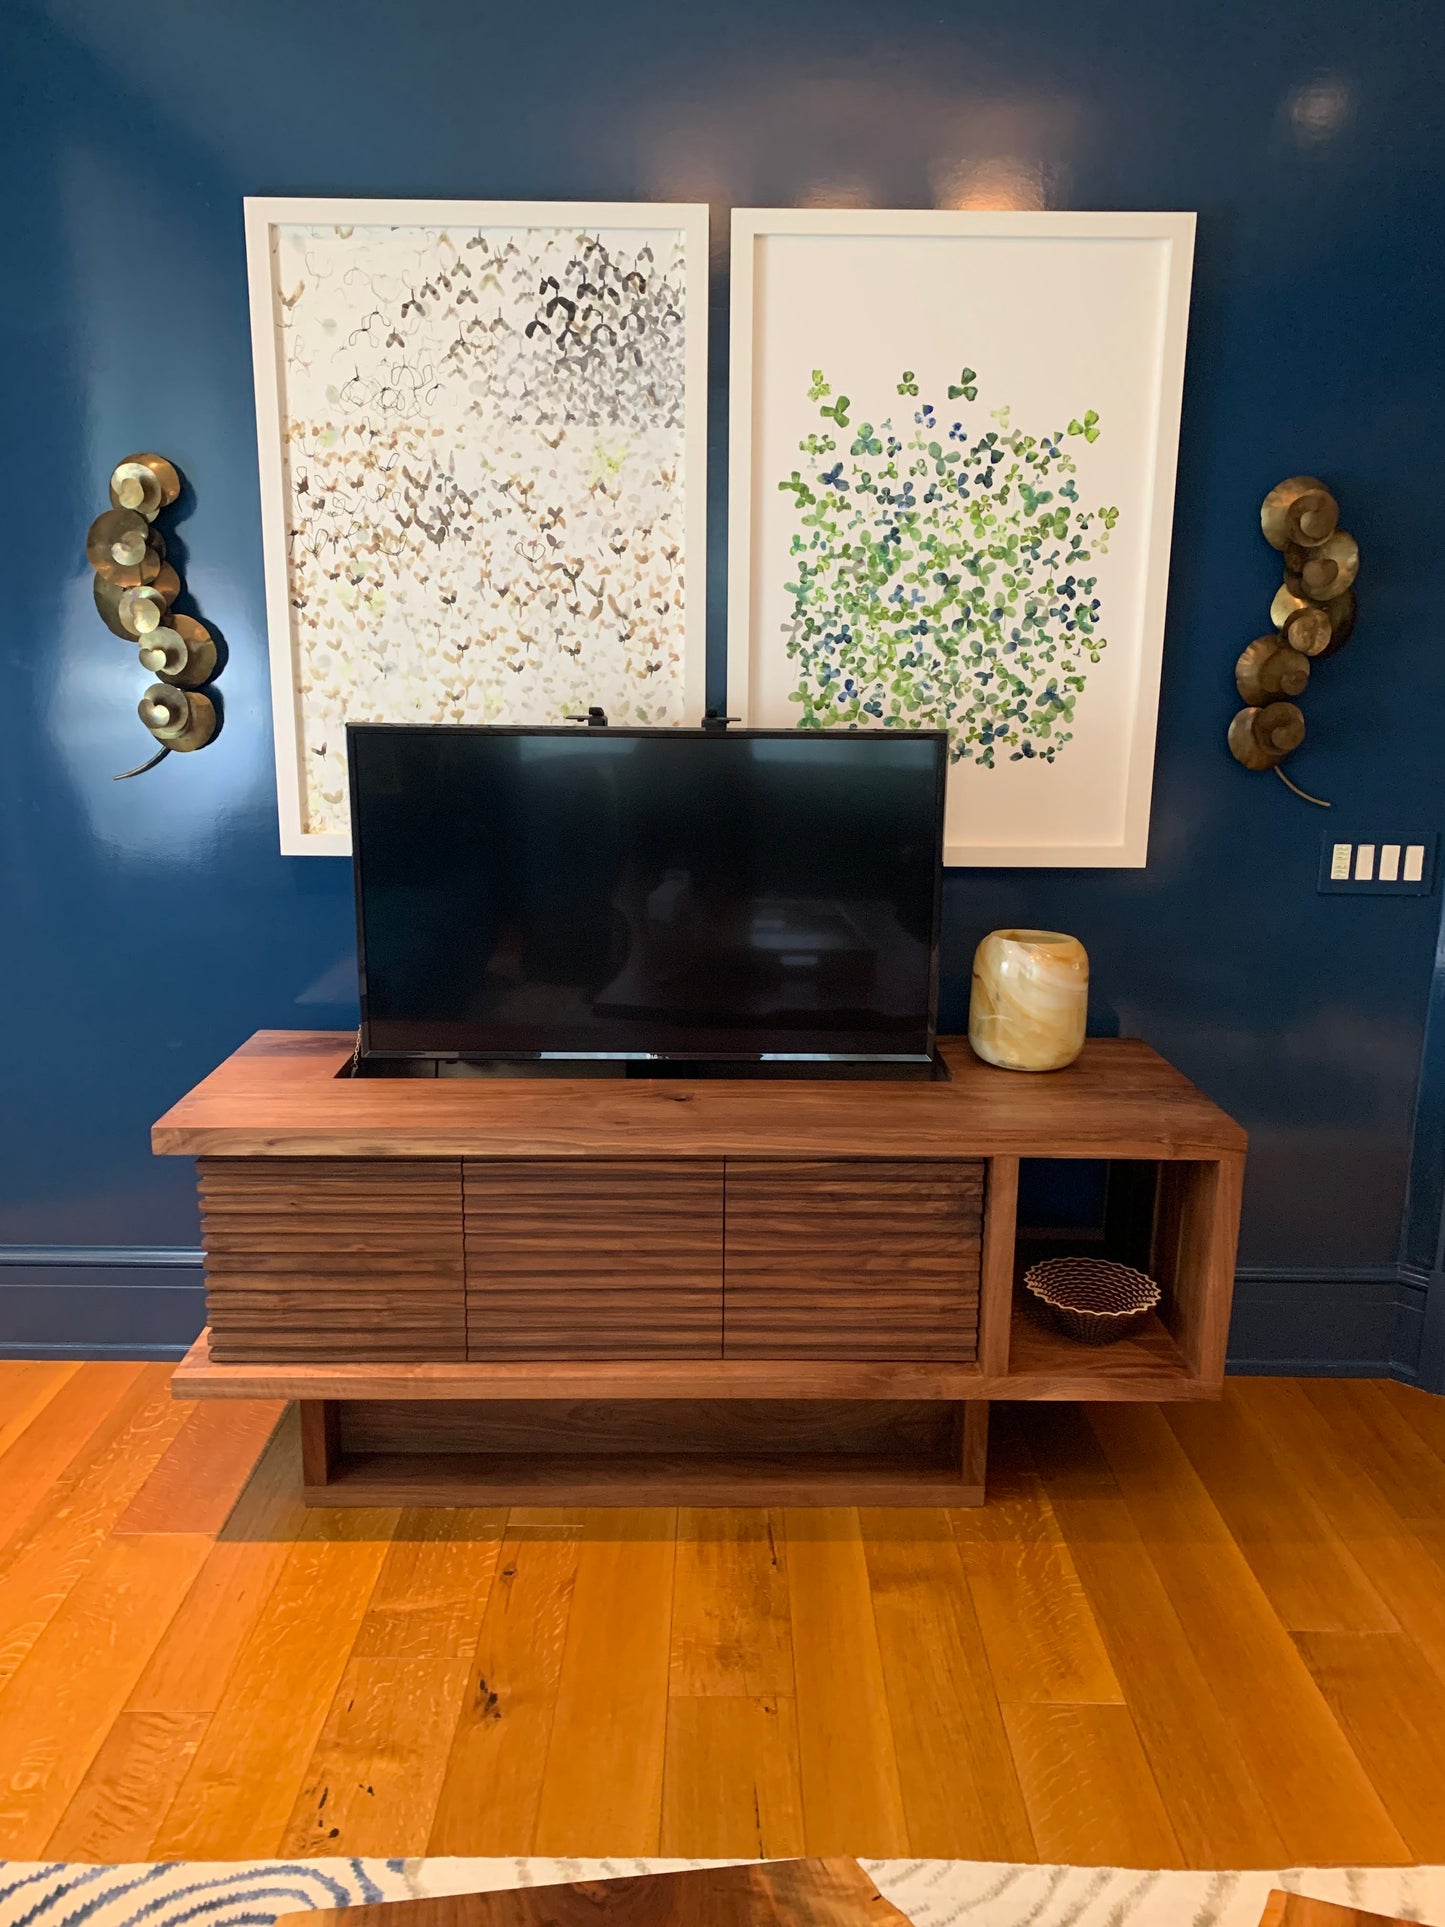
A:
0;1361;1443;1864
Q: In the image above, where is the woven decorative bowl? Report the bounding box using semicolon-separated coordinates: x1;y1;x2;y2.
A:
1024;1254;1162;1345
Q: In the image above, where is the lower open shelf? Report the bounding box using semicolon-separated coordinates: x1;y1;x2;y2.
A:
307;1447;985;1507
1004;1297;1207;1400
175;1321;1215;1403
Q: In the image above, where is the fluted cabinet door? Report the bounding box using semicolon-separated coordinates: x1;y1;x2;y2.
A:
199;1158;466;1361
722;1158;985;1360
464;1159;725;1359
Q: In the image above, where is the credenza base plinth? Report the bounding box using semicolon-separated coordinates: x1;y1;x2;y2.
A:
291;1393;989;1508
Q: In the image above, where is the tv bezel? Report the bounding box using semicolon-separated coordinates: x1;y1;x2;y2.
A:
347;722;948;1069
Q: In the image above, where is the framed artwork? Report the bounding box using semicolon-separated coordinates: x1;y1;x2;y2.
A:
245;198;710;854
727;208;1195;868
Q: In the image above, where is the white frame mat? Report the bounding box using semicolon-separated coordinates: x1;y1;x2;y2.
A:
246;197;710;855
727;208;1194;868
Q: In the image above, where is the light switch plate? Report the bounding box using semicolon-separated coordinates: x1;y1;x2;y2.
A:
1319;832;1438;895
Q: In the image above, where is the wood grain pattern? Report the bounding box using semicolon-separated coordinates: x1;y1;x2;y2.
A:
1087;1402;1412;1865
305;1450;983;1509
785;1508;909;1856
428;1526;581;1853
1259;1890;1421;1927
126;1410;309;1717
173;1329;984;1400
1163;1396;1396;1632
309;1394;975;1513
0;1362;81;1462
532;1509;677;1855
151;1510;398;1857
281;1655;473;1854
114;1400;284;1535
1001;1702;1181;1866
1151;1154;1243;1385
723;1161;982;1360
948;1424;1123;1707
1005;1298;1200;1399
1229;1378;1445;1689
659;1695;805;1858
465;1160;723;1360
1292;1628;1445;1858
200;1159;466;1363
1018;1403;1288;1867
0;1361;151;1550
1;1361;1445;1864
351;1508;508;1661
670;1508;792;1697
859;1506;1034;1859
154;1030;1248;1162
46;1709;209;1860
978;1156;1019;1376
274;1858;910;1927
336;1397;956;1459
0;1533;211;1854
0;1367;192;1689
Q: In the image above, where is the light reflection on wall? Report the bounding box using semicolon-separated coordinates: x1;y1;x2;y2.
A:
640;76;1076;220
932;156;1048;210
1286;74;1352;145
796;176;874;208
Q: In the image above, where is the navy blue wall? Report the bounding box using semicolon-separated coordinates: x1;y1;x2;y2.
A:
3;0;1443;1364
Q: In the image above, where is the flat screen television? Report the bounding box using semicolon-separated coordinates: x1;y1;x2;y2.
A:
348;724;947;1074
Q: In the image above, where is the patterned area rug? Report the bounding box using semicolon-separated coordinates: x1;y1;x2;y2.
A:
2;1860;1445;1927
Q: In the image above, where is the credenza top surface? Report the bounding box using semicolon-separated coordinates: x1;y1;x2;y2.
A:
152;1031;1247;1160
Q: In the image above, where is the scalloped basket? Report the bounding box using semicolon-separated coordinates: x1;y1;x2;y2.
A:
1024;1254;1162;1346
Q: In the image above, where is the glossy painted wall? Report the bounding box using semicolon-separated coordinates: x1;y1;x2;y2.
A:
3;0;1443;1355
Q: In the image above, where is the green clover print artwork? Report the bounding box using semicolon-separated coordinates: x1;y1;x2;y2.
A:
778;365;1119;767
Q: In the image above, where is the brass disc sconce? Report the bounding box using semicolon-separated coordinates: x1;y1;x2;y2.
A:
1228;473;1360;806
86;454;222;777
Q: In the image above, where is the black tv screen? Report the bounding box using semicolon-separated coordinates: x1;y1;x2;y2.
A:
349;725;946;1065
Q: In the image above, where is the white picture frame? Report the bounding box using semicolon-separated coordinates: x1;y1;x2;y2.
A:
245;197;711;855
727;208;1195;868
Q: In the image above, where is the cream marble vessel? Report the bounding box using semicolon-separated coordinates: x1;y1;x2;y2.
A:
969;928;1089;1072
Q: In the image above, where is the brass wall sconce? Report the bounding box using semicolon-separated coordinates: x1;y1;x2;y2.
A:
86;454;221;778
1227;475;1358;807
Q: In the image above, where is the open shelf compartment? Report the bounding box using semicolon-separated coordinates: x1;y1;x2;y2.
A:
997;1154;1239;1400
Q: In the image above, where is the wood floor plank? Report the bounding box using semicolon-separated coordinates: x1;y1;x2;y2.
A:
0;1533;211;1855
531;1509;677;1856
0;1362;81;1461
1379;1377;1445;1461
1163;1395;1396;1632
45;1710;210;1861
1299;1378;1445;1526
859;1505;1034;1860
1088;1402;1411;1866
1293;1629;1445;1860
1002;1702;1181;1867
1019;1404;1288;1867
0;1361;151;1551
114;1401;285;1536
280;1656;473;1854
659;1695;805;1858
352;1509;508;1660
0;1366;194;1687
150;1510;396;1857
126;1410;309;1716
785;1507;909;1856
428;1524;581;1854
669;1507;792;1697
949;1424;1123;1706
1229;1378;1445;1688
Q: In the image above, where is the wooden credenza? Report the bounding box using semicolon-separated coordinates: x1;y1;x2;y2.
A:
157;1032;1246;1507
